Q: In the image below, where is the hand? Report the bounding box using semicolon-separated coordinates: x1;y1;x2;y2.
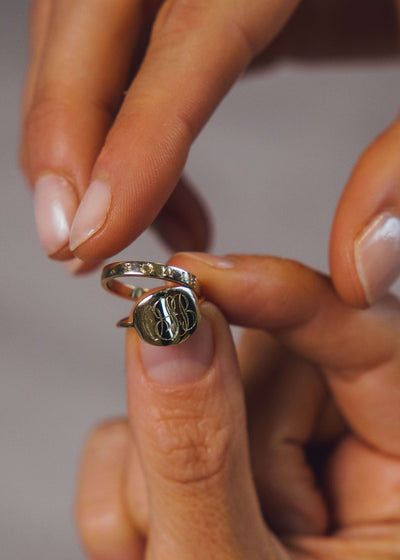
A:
21;0;299;265
22;1;400;298
76;254;400;559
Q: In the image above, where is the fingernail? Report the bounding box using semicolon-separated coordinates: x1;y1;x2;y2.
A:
176;252;236;269
355;211;400;303
69;180;111;251
34;175;78;256
140;314;214;384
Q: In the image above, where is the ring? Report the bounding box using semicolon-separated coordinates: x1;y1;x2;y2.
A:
101;261;201;346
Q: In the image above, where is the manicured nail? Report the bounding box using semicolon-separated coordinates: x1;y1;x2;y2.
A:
140;314;214;384
69;180;111;251
355;211;400;303
34;175;78;256
176;252;236;269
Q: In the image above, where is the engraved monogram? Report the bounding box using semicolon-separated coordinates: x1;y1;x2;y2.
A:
153;291;196;341
134;287;199;346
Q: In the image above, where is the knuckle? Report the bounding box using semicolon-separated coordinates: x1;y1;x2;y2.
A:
24;87;115;142
149;404;235;484
23;93;70;139
153;0;257;60
152;0;208;46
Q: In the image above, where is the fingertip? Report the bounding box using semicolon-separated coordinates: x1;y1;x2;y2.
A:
329;228;369;309
168;252;322;330
34;174;78;259
354;212;400;305
125;300;231;381
139;307;214;385
330;208;400;310
330;121;400;308
69;179;112;253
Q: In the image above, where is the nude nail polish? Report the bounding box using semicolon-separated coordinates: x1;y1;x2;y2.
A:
355;212;400;303
69;180;111;251
34;175;78;256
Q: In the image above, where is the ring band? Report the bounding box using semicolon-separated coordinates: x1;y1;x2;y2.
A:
101;261;201;300
101;261;201;346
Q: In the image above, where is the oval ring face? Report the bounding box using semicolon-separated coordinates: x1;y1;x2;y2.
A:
133;287;200;346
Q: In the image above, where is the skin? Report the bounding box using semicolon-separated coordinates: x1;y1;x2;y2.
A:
76;255;400;559
21;0;400;303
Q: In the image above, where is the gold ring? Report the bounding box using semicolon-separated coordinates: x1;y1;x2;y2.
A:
101;261;201;346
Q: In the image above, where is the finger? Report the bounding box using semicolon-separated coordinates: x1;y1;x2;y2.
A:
238;329;330;536
287;434;400;557
125;434;149;538
330;120;400;307
76;419;145;560
152;176;211;252
286;530;400;560
68;0;301;260
125;302;288;559
23;0;142;259
326;435;400;530
20;0;52;172
238;329;346;443
169;253;400;457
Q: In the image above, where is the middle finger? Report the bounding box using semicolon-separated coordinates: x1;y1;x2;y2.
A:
24;0;143;259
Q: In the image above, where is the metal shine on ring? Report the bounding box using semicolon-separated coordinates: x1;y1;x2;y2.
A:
101;261;201;346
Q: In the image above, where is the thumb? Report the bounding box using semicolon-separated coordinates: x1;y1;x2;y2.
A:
125;302;286;560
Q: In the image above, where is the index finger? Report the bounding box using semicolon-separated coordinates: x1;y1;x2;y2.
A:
169;252;400;457
68;0;300;259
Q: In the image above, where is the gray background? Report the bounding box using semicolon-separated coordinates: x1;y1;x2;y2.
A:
1;2;399;558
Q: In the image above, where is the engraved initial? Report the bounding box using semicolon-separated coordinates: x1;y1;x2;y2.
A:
151;292;196;342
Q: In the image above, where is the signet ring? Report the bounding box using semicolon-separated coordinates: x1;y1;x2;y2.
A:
101;261;201;346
